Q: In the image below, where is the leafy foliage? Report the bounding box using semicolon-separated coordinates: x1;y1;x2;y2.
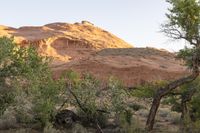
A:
63;71;107;126
0;37;64;128
62;71;131;127
131;80;167;98
146;1;200;130
176;46;195;68
32;78;64;127
0;91;15;116
162;0;200;70
164;0;200;44
164;77;200;120
107;77;128;114
128;103;145;111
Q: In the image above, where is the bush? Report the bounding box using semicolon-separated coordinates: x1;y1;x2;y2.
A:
0;37;65;128
192;120;200;132
131;80;167;98
119;115;144;133
0;37;134;131
166;112;180;125
158;108;170;118
32;78;64;127
43;123;63;133
171;103;182;112
61;71;131;129
161;95;178;105
0;91;15;116
63;71;108;127
129;103;145;111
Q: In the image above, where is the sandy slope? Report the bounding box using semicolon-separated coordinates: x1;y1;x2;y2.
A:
0;21;189;87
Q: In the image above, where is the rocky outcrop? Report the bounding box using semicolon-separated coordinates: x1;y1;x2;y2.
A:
0;22;189;87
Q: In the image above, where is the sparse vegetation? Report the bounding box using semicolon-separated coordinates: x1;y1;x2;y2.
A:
1;4;200;131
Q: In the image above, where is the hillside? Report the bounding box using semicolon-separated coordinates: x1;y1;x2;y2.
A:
0;21;189;87
52;47;188;87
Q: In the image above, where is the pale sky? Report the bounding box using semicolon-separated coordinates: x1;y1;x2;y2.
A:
0;0;187;51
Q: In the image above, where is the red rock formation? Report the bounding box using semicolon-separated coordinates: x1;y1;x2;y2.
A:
0;22;189;87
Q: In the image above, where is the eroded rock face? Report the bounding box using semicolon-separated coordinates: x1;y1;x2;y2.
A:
0;22;132;61
0;22;189;87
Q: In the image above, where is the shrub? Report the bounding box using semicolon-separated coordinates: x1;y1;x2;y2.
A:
165;111;180;125
131;80;167;98
171;103;182;113
71;123;88;133
108;77;128;113
61;71;131;129
158;108;170;118
138;109;149;118
161;96;178;105
63;71;108;127
120;115;144;133
32;78;64;127
129;103;145;111
43;123;63;133
0;91;15;116
192;120;200;132
0;37;65;128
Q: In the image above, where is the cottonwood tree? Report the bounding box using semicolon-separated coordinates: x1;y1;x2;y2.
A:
146;0;200;131
0;37;63;127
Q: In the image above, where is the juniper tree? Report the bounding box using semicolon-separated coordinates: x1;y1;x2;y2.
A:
146;0;200;130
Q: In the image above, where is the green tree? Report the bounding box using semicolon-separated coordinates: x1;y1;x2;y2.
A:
0;37;64;128
146;0;200;131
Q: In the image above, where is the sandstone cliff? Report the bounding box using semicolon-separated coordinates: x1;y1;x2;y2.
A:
0;22;189;87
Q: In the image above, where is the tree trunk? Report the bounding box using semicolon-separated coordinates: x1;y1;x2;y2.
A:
146;72;199;131
179;87;196;132
181;87;196;120
181;101;188;120
146;94;162;131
